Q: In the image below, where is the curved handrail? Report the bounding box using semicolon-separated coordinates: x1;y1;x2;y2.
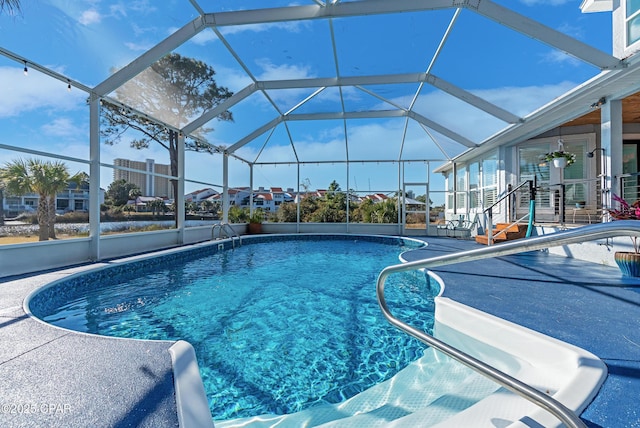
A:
211;222;240;246
376;221;640;428
484;180;534;245
483;180;532;214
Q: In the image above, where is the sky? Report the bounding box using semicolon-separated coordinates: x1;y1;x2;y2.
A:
0;0;613;200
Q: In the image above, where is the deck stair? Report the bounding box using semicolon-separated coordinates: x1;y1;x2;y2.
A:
475;222;527;245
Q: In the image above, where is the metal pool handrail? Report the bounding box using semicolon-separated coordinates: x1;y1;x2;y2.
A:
376;221;640;428
211;222;241;247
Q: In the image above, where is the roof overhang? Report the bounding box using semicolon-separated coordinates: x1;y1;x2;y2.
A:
434;54;640;172
580;0;613;13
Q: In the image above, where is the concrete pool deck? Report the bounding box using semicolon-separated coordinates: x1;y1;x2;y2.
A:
0;264;181;427
0;236;639;427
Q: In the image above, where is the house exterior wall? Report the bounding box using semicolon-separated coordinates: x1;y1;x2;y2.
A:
2;185;103;216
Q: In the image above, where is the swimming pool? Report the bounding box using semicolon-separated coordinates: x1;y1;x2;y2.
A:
28;235;439;421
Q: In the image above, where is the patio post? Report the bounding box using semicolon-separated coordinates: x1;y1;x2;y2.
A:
89;95;101;261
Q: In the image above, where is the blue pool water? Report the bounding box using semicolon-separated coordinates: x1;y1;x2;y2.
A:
31;236;437;421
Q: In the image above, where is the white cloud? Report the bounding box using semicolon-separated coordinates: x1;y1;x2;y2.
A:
191;30;219;46
178;20;309;47
79;9;102;26
0;67;86;117
540;50;582;67
219;21;307;37
557;22;586;41
128;0;157;15
474;81;579;117
124;41;154;52
41;118;78;137
110;4;128;18
520;0;571;5
253;59;319;108
255;59;314;81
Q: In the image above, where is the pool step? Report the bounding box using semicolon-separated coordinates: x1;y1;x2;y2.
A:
214;349;499;427
213;297;607;428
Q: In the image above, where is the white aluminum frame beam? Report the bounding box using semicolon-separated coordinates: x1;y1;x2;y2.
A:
407;111;478;148
227;117;284;153
94;16;207;96
474;0;621;70
184;72;521;138
200;0;620;69
90;0;615;144
84;0;623;171
225;109;477;155
182;83;257;134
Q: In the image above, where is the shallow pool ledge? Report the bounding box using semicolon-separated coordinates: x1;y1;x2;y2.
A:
430;297;607;428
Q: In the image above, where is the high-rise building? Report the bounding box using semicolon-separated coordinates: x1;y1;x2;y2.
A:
113;158;173;198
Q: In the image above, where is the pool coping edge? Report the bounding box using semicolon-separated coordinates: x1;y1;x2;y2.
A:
169;340;215;428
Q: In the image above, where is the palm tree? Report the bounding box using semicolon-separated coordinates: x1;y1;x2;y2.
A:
200;199;214;214
147;198;166;218
41;162;78;239
1;159;79;241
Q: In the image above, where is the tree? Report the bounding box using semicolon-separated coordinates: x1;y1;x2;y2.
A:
0;179;5;226
227;205;247;223
371;198;398;223
276;201;297;222
0;0;20;15
1;159;79;241
106;179;141;207
100;53;234;225
353;198;375;223
310;181;347;222
147;198;166;218
299;194;319;222
185;201;198;214
128;187;142;200
200;199;215;214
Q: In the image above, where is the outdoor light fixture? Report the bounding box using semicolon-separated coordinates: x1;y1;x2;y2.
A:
67;80;71;92
587;147;608;208
23;61;28;76
590;97;606;108
587;147;605;158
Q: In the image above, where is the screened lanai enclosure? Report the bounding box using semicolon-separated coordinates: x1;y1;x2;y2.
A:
0;0;631;272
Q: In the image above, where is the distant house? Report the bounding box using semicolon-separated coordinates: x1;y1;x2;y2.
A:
126;196;167;212
363;193;389;203
185;188;219;203
3;181;104;216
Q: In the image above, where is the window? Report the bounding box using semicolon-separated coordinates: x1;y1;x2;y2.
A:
622;141;640;202
443;152;497;213
482;155;498;208
455;166;466;211
469;162;480;209
562;140;588;205
518;138;589;210
445;171;454;210
626;0;640;46
519;146;550;208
